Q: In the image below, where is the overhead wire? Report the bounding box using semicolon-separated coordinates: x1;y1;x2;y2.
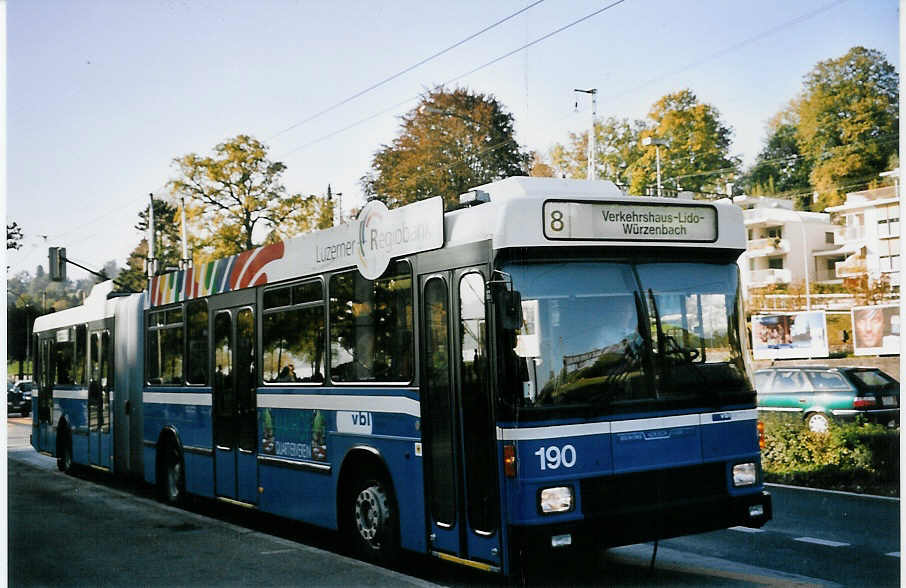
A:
278;0;628;157
268;0;546;141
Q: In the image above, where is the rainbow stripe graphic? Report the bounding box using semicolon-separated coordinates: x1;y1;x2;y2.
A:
150;242;285;306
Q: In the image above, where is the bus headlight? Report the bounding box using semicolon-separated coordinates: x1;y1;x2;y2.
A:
732;462;757;487
539;486;573;514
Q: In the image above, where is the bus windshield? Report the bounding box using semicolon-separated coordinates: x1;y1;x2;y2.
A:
498;260;753;418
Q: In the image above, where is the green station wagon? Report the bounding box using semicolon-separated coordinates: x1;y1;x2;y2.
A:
754;366;900;432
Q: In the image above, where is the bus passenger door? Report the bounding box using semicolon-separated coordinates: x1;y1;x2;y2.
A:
36;338;53;453
212;307;259;504
420;269;501;568
87;330;113;468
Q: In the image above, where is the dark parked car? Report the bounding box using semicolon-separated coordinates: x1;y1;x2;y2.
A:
755;366;899;432
8;380;33;417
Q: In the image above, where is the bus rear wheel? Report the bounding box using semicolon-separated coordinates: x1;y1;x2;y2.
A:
347;473;399;563
57;428;72;474
159;444;185;505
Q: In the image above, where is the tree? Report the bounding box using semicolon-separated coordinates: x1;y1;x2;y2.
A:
361;87;531;209
169;135;329;262
115;198;182;292
742;106;812;206
794;47;898;208
549;116;646;188
629;89;739;195
7;221;23;250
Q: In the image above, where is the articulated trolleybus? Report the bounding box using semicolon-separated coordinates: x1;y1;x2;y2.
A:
32;177;771;575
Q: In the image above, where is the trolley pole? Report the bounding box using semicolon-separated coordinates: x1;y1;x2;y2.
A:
574;88;597;181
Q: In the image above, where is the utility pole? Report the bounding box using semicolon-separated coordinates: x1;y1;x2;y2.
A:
642;136;669;196
574;88;597;181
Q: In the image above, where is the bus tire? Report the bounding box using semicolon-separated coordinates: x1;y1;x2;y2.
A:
57;426;73;474
159;441;185;505
346;470;399;564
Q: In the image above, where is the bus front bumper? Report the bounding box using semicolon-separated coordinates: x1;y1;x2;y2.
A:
509;490;772;556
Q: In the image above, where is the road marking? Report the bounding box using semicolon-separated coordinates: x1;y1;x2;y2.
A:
260;549;295;555
766;482;900;502
886;552;899;558
794;537;850;548
729;526;765;533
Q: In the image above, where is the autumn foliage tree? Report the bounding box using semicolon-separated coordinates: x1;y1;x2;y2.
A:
793;47;899;209
169;135;333;262
629;89;739;195
361;87;531;209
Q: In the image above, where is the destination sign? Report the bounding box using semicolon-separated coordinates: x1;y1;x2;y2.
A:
543;200;717;242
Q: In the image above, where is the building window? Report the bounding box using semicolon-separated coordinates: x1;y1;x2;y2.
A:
768;257;784;270
766;227;782;239
825;232;835;244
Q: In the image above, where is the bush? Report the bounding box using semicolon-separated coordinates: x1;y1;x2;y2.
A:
760;413;899;496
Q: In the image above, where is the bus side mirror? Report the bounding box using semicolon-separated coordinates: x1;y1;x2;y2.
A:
497;289;523;331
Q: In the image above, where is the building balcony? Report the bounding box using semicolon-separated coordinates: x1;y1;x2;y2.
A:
815;268;843;282
835;258;868;278
748;268;792;287
746;237;789;257
744;209;786;227
842;226;866;241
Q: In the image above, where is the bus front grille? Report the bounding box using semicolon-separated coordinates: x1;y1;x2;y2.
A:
580;462;727;517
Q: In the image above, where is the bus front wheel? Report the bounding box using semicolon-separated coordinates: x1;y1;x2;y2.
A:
347;473;399;563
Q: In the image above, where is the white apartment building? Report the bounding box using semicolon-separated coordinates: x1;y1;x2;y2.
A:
824;184;900;286
735;195;842;291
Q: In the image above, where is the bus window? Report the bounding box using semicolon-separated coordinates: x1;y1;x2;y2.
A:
54;329;75;386
262;282;325;383
147;308;184;385
186;300;209;385
329;260;412;383
75;324;87;386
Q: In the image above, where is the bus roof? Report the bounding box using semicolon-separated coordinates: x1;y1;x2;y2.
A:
147;176;745;307
446;176;745;251
32;281;141;334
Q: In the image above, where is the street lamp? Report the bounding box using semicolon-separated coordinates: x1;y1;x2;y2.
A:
642;136;669;196
574;88;598;181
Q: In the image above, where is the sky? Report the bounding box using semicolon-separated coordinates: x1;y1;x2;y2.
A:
4;0;900;281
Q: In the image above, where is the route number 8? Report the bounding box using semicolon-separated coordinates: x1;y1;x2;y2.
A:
534;444;576;470
549;209;565;232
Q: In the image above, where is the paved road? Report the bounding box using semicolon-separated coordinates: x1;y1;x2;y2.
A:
7;416;900;586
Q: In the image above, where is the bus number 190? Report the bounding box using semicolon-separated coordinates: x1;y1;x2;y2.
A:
533;444;576;470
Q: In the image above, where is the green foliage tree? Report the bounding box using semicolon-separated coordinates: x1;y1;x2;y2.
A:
629;89;739;195
169;135;331;262
742;106;813;206
7;221;23;250
549;116;646;188
116;199;184;291
361;87;531;209
794;47;899;208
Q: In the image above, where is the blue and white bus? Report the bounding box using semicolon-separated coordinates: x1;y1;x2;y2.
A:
32;176;771;575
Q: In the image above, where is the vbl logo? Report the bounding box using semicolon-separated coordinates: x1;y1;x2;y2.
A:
338;410;373;434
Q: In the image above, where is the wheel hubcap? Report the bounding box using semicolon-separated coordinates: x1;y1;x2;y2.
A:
809;415;829;433
168;457;182;499
355;485;389;547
